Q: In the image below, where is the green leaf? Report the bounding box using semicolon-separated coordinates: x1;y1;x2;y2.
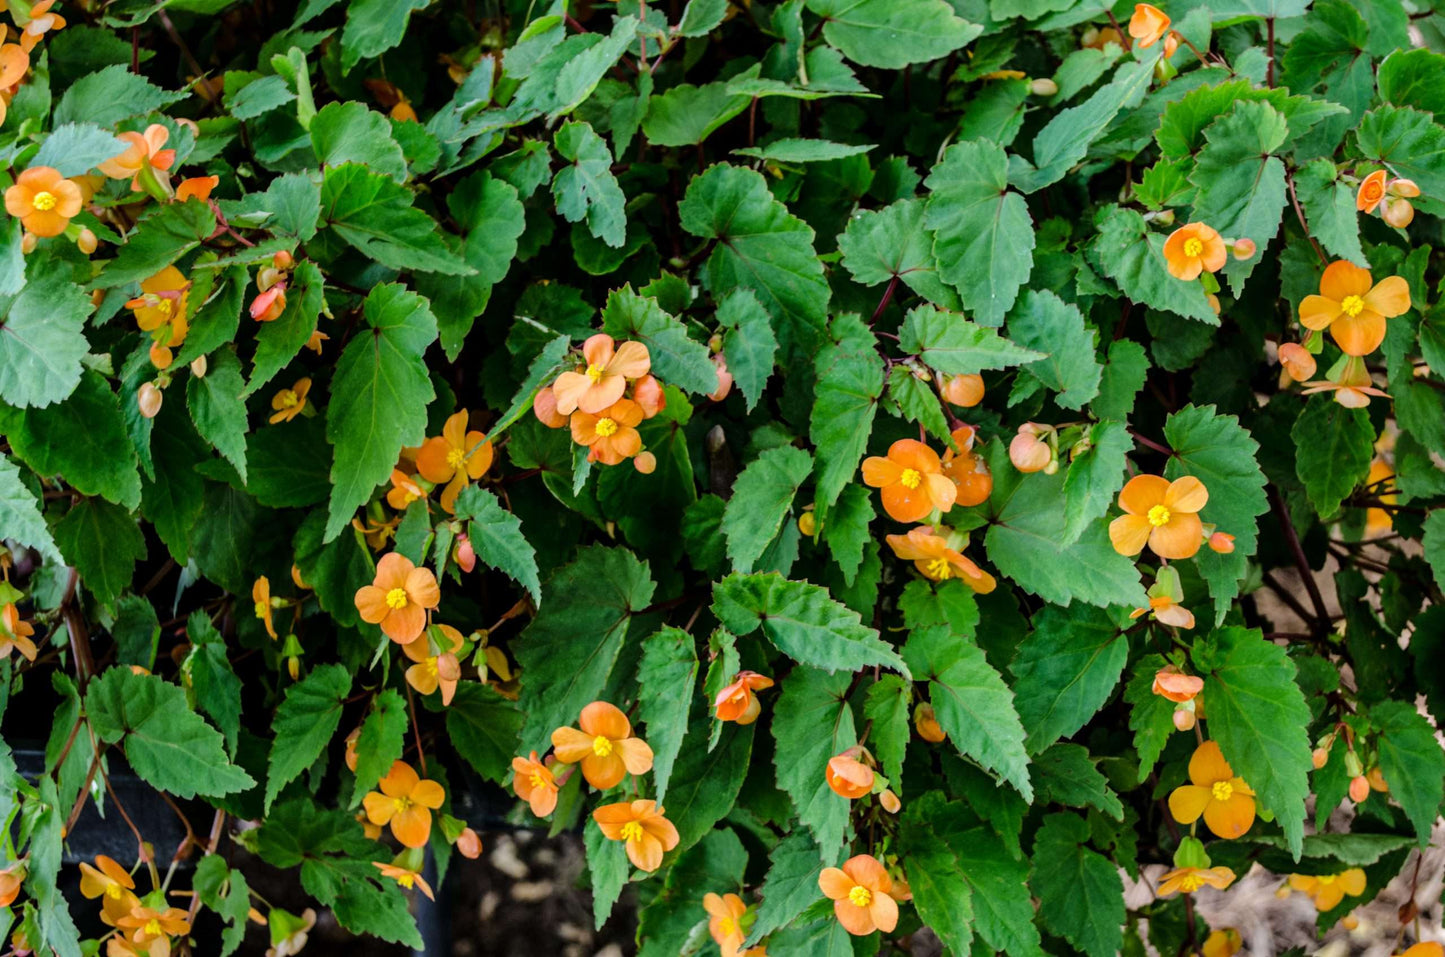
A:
246;416;332;508
899;820;975;953
515;546;656;752
324;284;438;541
600;287;718;395
265;663;352;812
320;164;473;275
734;139;874;163
677;0;729;36
1370;700;1445;846
772;667;856;862
187;349;250;483
864;675;911;789
1293;158;1366;265
642;81;751;147
1292;395;1374;519
0;452;61;563
1090;205;1219;324
186;612;241;756
889;367;949;441
585;818;632;929
1377;47;1445;116
638;829;748;957
724;446;813;574
717;289;778;411
899;304;1043;375
1010;604;1128;754
811;314;884;516
925;140;1035;327
824;483;874;587
112;594;159;669
1091;340;1149;422
86;667;255;798
28;777;83;957
904;626;1032;800
1030;813;1124;957
1061;421;1130;544
743;831;824;945
225;74;295;120
96;200;217;288
340;0;429;71
351;690;406;806
310;101;407;181
30;123;129;177
1190;100;1287;294
447;683;524;784
1355;106;1445;210
1033;743;1124;819
550;16;639;119
1006;290;1102;410
1197;627;1313;858
53;498;145;609
552;121;627;248
664;707;752;854
679;163;831;353
293;512;372;629
636;628;699;803
1124;654;1175;783
454;485;541;604
1426;512;1445;592
53;64;186;126
713;573;909;677
193;856;252;957
191;484;258;595
228;172;322;241
803;0;981;69
837;198;960;311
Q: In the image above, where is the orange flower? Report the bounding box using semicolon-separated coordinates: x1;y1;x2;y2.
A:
1168;740;1256;839
386;470;426;511
634;373;667;418
704;892;748;957
175;175;218;203
1399;945;1445;957
861;439;956;523
1128;3;1170;48
1203;928;1242;957
1157;866;1236;896
511;751;559;817
942;373;984;408
1109;474;1208;560
115;905;190;955
17;0;66;52
456;828;482;859
914;703;945;742
1162;223;1227;280
1299;261;1410;357
269;378;311;424
1366;459;1396;535
593;800;680;872
1301;355;1390;409
532;388;568;428
98;124;175;191
373;861;435;900
1278;342;1317;383
416;410;493;512
1356;170;1387;213
713;671;775;724
1151;667;1203;703
353;514;401;551
819;855;899;936
885;526;995;593
1130;593;1194;629
251;576;277;640
552;700;654;790
825;746;874;800
942;426;992;507
354;552;441;644
126;266;190;352
403;624;464;706
78;856;135;904
305;328;328;354
4;166;82;237
552;333;651;414
362;759;445;848
571;399;644;466
0;862;21;908
1288;869;1366;911
0;602;37;661
250;285;286;322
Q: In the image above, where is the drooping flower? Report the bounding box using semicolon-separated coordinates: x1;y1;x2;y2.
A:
1128;3;1170;48
552;334;652;415
0;602;37;661
1130;593;1194;629
634;373;667;418
1163;223;1226;280
354;552;441;644
1288;869;1366;911
17;1;66;52
252;576;277;640
1151;666;1203;703
714;671;775;725
1356;170;1388;213
1202;928;1242;957
592;800;679;872
416;410;493;512
1168;740;1256;839
914;703;945;742
386;470;426;512
551;700;654;790
403;624;464;706
571;399;644;466
175;175;219;204
941;426;992;507
1278;342;1317;383
511;751;559;818
1009;423;1054;474
1299;261;1410;357
703;892;748;957
373;861;435;900
115;905;190;957
1109;474;1208;560
885;526;996;593
250;285;286;322
126;266;191;369
265;906;316;957
99;124;175;191
269;378;311;424
362;759;445;848
708;355;733;402
1157;866;1236;896
861;439;956;523
4;166;82;237
825;746;875;800
0;862;22;908
1301;355;1391;408
819;855;900;936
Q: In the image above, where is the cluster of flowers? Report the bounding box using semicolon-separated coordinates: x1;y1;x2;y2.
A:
353;756;481;900
532;334;666;471
0;1;62;126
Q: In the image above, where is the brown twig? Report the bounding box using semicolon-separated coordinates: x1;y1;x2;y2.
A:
404;683;427;776
1128;429;1173;457
1269;485;1331;631
870;276;899;325
60;569;96;687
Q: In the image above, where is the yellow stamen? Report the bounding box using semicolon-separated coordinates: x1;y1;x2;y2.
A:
424;657;439;676
393;795;413;814
254;601;268;620
1179;874;1205;893
529;771;547;789
277;389;299;409
585;363;606;383
105;884;123;900
446;447;466;469
144;919;161;937
619;821;644;842
1211;780;1234;802
1182;237;1203;257
592;735;614;757
1317;874;1336;885
1147;504;1172;527
1340;294;1365;317
848;886;873;907
385;587;408;610
898;468;921;490
157;299;173;316
924;557;952;581
718;917;737;937
397;873;415;889
595;417;619;438
31;191;57;211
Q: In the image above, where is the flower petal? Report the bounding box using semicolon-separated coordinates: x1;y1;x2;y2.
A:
1188;740;1234;785
608;340;651;379
415;436;455;484
833;901;875;936
1148;512;1204;560
861;456;902;488
842;854;891;893
552;372;592;415
581;333;615;368
1163;476;1208;514
375;552;414;590
881;483;932;523
576;374;628;415
617;736;654;775
355;586;391;624
381;603;425;644
550;726;594;763
1167;784;1211;825
1108;514;1152;556
380;759;419;796
391;805;432;848
888;439;941;474
869;892;899;933
405;567;440;608
411;779;445;809
818;868;853;901
1298;295;1342;331
1364;276;1410;318
1320;260;1372;301
1202;792;1255;839
1330;311;1387;357
581;752;626;790
1118;474;1169;515
580;701;631;739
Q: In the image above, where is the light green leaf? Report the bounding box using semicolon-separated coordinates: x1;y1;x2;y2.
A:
1293;158;1366;265
677;0;729;36
899;304;1043;375
1292;394;1375;519
187;349;250;483
95;200;217;288
227;172;322;241
1357;107;1445;199
53;64;186;126
54;498;146;609
636;627;699;803
1061;421;1130;544
551;16;639;118
1006;290;1102;410
0;453;60;563
186;612;241;755
552;121;626;248
888;366;949;441
600;287;718;395
0;272;90;409
1090;205;1219;324
864;675;911;789
265;663;351;811
717;288;777;411
1091;339;1149;422
724;446;813;574
447;683;523;784
1191;100;1288;294
351;690;406;807
311;101;407;181
811;314;883;516
734;139;874;163
454;485;541;604
642;81;750;147
772;667;856;862
1377;47;1445;116
1370;700;1445;847
837;198;960;310
585;819;632;929
320;164;474;275
743;831;823;945
804;0;981;69
30;123;129;177
1030;813;1124;957
192;856;252;957
225;74;295;120
1124;655;1176;783
824;483;874;587
340;0;430;71
1010;604;1127;754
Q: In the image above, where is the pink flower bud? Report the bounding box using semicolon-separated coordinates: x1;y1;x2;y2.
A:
1232;238;1256;260
190;355;208;378
76;228;97;255
137;382;163;419
532;388;568;428
1172;708;1196;732
1311;747;1328;769
633;451;657;475
1348;775;1369;804
454;535;476;573
1009;427;1051;473
273;249;295;270
634;374;667;418
708;356;733;403
1278;343;1316;382
1382;198;1415;229
942;373;984;408
1208;531;1235;554
456;828;482;859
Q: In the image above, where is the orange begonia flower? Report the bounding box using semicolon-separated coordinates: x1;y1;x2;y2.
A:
552;700;654;790
1128;3;1170;48
269;377;311;424
708;357;733;402
634;373;667;418
1300;261;1410;357
4;166;82;237
714;671;775;725
1288;869;1366;911
861;439;956;523
915;703;945;742
592;800;680;872
115;906;190;955
17;0;66;52
1278;342;1317;383
354;552;441;644
0;863;22;908
126;266;191;353
1400;944;1445;957
175;175;219;204
251;576;277;640
0;41;30;87
825;746;874;800
1168;740;1256;839
78;856;135;903
885;526;996;593
403;624;464;706
533;387;568;428
1301;355;1390;409
552;334;651;414
386;470;426;512
362;759;445;848
373;861;435;900
354;514;401;551
1109;474;1208;560
0;602;37;661
942;426;992;507
416;410;493;512
1157;866;1236;896
1152;667;1203;703
571;398;644;466
819;854;900;936
704;892;748;957
456;828;482;859
511;751;559;817
1130;594;1194;629
1202;928;1242;957
99;124;175;191
1357;170;1387;213
250;285;286;322
1162;223;1226;281
1365;459;1396;535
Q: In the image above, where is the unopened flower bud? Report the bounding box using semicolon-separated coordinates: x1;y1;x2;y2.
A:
273;249;295;270
456;828;482;859
1383;198;1415;229
1366;766;1388;792
634;374;667;418
1341;914;1359;931
707;333;723;353
1208;531;1235;554
1162;31;1179;57
189;354;207;377
454;535;476;573
1009;427;1052;473
1388;178;1420;199
76;227;98;255
633;451;657;475
942;373;985;408
1172;707;1196;731
532;388;568;428
250;285;287;322
1278;342;1316;382
1348;774;1369;804
797;510;817;537
914;703;945;743
708;355;733;402
137;382;163;419
1232;238;1256;260
149;343;174;370
1029;77;1058;96
20;232;36;254
879;789;901;814
1154;208;1175;227
1311;747;1329;769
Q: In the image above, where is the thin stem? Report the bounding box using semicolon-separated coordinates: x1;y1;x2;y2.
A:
1269;485;1331;631
405;682;427;776
870;275;899;325
1128;429;1173;457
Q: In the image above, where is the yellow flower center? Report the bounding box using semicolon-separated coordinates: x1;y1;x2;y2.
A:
254;601;268;620
619;821;645;843
424;657;439;676
1340;294;1365;317
586;363;606;382
385;587;408;610
718;917;737;937
529;770;547;789
397;873;415;889
157;299;173;316
1182;237;1203;257
595;417;619;437
393;795;413;814
31;190;59;211
105;884;123;900
1211;780;1234;802
848;886;873;908
277;389;299;409
1179;874;1205;893
898;468;922;490
925;557;952;581
1147;504;1172;527
592;735;614;757
1317;874;1336;885
144;919;161;937
447;447;467;469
